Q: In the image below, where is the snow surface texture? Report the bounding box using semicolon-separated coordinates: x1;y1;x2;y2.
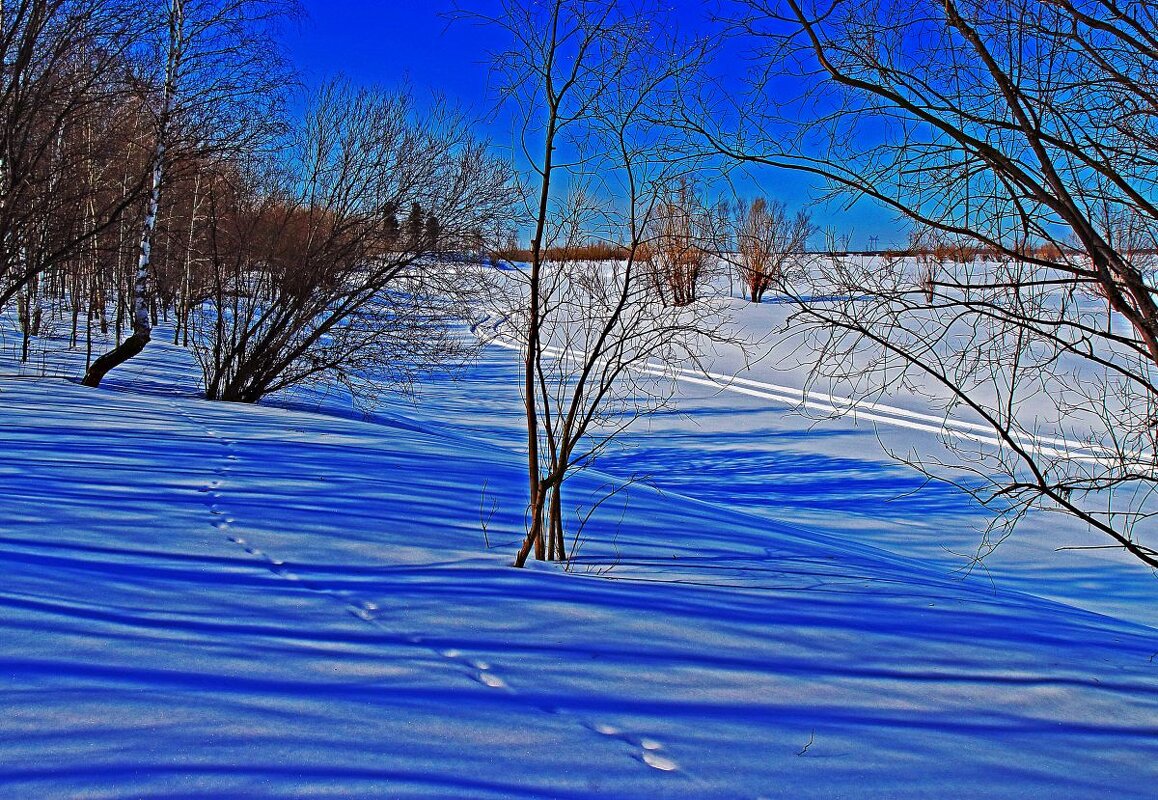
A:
1;319;1157;799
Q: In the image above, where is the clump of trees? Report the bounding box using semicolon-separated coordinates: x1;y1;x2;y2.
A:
2;0;515;410
732;197;813;303
1;0;154;360
0;0;298;381
191;82;514;403
83;0;297;387
645;181;716;307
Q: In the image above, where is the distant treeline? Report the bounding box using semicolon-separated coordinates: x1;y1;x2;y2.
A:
492;243;632;263
493;242;1158;264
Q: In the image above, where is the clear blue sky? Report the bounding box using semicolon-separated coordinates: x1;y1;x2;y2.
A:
286;2;501;113
285;1;900;248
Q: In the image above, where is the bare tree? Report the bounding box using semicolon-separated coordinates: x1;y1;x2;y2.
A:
463;0;732;566
0;0;149;317
190;81;515;404
730;197;813;302
645;180;715;307
83;0;295;388
713;0;1158;567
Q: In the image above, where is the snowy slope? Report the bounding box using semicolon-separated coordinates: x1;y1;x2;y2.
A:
1;330;1157;798
409;302;1158;627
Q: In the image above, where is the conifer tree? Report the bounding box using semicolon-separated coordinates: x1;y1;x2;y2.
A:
405;201;423;251
423;211;441;252
382;201;400;249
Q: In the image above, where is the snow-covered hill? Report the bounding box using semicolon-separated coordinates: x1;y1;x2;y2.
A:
1;328;1156;798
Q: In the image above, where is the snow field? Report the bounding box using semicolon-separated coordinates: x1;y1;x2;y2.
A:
0;318;1156;798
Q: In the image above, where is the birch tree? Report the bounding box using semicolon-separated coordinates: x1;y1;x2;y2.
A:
83;0;294;387
0;0;146;314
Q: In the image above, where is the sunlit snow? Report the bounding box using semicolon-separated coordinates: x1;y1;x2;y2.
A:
1;306;1156;799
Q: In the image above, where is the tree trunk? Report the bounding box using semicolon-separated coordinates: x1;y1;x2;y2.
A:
515;70;561;567
83;0;183;388
175;172;201;346
81;332;149;386
547;483;564;561
83;148;161;387
515;483;547;567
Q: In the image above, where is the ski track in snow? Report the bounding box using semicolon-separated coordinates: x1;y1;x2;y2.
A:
479;322;1109;463
168;396;697;785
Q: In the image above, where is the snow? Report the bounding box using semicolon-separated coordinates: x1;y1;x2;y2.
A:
1;310;1157;798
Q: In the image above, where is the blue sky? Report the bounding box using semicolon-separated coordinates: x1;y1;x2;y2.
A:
287;3;497;110
285;1;900;247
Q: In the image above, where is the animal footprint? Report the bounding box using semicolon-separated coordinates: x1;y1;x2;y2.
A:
449;656;507;689
591;725;678;772
350;601;378;621
641;751;679;772
477;671;507;689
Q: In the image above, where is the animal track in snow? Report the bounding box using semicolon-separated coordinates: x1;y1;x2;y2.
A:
350;601;379;621
191;408;697;785
462;658;508;689
175;402;404;641
174;398;697;779
431;648;512;690
590;723;680;773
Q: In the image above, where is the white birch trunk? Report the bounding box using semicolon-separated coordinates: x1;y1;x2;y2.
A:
83;0;186;387
133;0;185;340
132;147;163;338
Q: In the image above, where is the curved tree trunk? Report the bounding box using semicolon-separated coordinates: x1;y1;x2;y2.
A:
81;332;149;387
82;149;160;387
